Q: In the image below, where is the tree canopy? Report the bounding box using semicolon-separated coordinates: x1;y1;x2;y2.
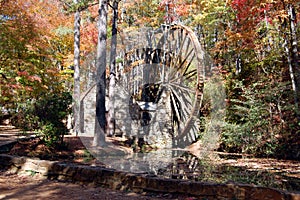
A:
0;0;299;159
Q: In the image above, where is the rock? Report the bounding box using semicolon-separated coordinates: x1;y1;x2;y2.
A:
0;154;299;200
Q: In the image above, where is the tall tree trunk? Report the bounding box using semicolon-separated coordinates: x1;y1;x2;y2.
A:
93;0;108;147
73;0;81;136
283;27;298;118
107;0;119;136
235;53;241;75
288;4;300;118
264;10;272;52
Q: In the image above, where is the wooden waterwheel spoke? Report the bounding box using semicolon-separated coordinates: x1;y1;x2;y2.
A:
170;91;182;122
168;49;194;81
169;84;195;113
168;30;188;69
169;82;195;94
183;36;192;58
172;33;188;68
164;25;203;145
180;50;195;74
171;94;193;124
121;24;205;148
183;69;198;81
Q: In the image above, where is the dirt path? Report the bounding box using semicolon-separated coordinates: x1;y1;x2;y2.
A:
0;126;187;200
0;126;23;146
0;171;188;200
1;125;300;198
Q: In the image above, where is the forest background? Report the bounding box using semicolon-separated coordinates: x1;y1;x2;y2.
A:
0;0;299;160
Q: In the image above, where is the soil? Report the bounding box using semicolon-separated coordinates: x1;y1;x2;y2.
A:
0;171;192;200
7;136;102;165
1;137;196;200
1;126;300;198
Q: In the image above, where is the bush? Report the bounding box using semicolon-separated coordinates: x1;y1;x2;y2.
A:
198;74;226;151
10;92;72;147
220;80;282;156
39;123;60;147
10;101;40;131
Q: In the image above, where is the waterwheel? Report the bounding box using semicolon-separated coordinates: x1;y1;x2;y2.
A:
117;24;208;148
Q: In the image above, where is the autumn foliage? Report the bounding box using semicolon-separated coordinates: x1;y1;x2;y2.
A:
0;0;299;158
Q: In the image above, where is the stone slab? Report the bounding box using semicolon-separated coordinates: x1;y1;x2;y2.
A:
0;154;299;200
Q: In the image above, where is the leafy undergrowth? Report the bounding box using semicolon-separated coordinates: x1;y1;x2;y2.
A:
204;156;300;192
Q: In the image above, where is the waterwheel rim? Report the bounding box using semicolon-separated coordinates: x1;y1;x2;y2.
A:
156;24;205;147
120;24;207;148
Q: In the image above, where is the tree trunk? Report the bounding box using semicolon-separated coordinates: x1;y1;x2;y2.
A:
107;0;119;136
288;4;300;118
93;0;108;147
283;27;298;118
73;0;81;136
235;53;241;75
264;10;272;52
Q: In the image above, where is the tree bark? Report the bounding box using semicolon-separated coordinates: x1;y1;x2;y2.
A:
107;0;119;136
283;27;298;119
73;0;81;136
93;0;108;147
288;4;300;118
264;10;272;52
235;53;241;75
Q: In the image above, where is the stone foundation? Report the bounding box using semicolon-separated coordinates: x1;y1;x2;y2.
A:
0;154;299;200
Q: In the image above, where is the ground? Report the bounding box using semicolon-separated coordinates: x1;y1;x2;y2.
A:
0;171;186;200
1;125;300;198
7;136;100;164
0;126;193;200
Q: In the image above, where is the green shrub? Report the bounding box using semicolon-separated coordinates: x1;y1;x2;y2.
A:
221;80;281;156
10;100;40;131
198;74;226;151
38;123;59;147
10;92;72;147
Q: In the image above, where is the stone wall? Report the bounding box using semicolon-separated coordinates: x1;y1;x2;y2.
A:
80;84;96;137
79;77;174;148
1;154;299;200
